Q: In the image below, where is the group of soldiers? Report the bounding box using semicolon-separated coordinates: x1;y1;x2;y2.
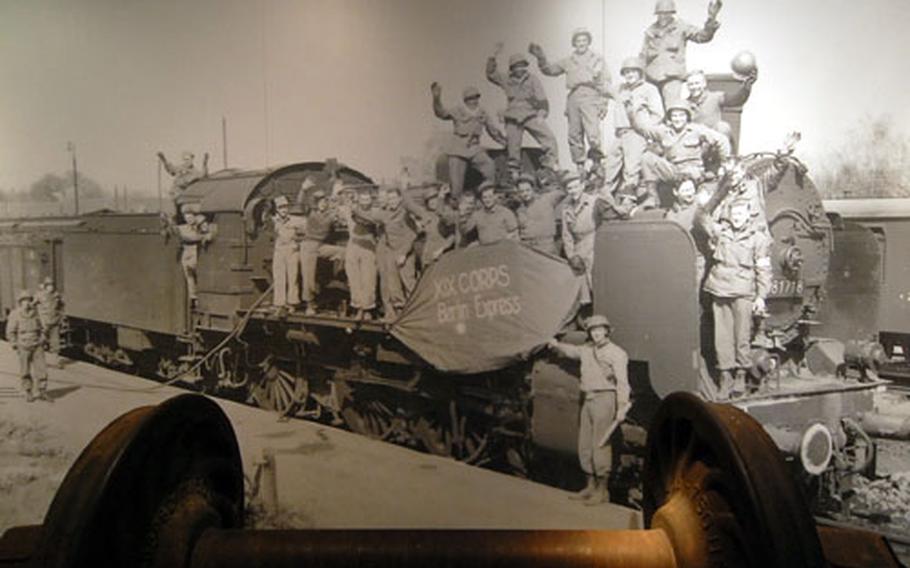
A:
6;278;64;403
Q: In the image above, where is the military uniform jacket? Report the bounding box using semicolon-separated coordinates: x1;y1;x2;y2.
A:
688;86;751;129
702;222;773;299
539;50;610;97
486;58;550;123
347;205;379;252
305;210;337;243
35;290;64;326
517;191;565;240
374;206;419;254
433;102;505;158
462;204;519;245
561;194;598;259
613;81;664;130
556;340;630;402
7;306;44;349
640;16;720;83
634;120;731;166
273;214;307;250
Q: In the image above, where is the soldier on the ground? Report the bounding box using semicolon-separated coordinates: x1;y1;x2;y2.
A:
529;27;611;177
352;187;420;321
300;190;346;316
698;198;772;399
514;173;566;255
431;82;507;198
35;277;64;367
7;291;49;403
640;0;723;103
174;203;215;304
602;56;664;199
271;195;307;316
157;150;209;200
631;99;731;208
342;190;380;321
459;182;519;245
548;315;630;505
561;172;599;304
684;69;756;142
486;44;560;182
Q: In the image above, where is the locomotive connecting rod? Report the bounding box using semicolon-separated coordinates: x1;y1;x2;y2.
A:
0;393;901;568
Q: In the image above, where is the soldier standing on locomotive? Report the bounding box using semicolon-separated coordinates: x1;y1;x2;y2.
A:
415;184;457;270
640;0;723;104
602;56;664;202
698;197;773;399
270;195;306;317
631;99;731;209
529;27;611;179
340;189;379;321
486;44;560;183
157;150;209;204
664;177;711;286
430;82;507;199
514;173;566;255
561;171;598;306
548;315;631;505
300;189;346;316
172;203;215;307
458;182;520;245
7;291;50;403
35;277;64;368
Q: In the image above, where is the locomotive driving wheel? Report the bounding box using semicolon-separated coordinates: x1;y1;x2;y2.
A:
249;356;308;417
642;392;826;568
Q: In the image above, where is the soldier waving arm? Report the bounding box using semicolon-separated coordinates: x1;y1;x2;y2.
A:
430;82;453;121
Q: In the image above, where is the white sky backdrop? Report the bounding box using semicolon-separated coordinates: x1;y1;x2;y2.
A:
0;0;908;192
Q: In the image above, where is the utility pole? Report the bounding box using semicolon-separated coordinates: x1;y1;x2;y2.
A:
67;141;79;215
222;115;228;169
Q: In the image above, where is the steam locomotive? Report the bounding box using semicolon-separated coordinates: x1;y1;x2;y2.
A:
1;76;907;512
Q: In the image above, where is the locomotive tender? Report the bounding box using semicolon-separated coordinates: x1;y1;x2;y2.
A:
1;76;908;510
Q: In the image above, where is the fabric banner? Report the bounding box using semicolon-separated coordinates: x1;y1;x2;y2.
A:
391;241;581;374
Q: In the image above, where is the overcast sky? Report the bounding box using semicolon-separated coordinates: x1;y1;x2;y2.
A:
0;0;908;194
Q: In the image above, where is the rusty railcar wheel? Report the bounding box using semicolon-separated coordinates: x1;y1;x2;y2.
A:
642;392;827;568
31;394;244;568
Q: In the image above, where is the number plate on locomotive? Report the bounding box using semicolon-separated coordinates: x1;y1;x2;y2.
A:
769;279;804;298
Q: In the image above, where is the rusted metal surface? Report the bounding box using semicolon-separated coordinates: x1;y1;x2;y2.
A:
643;392;827;568
816;525;903;568
191;529;678;568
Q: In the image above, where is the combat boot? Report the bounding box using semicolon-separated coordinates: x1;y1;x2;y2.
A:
583;476;611;506
36;390;53;403
569;475;597;501
732;369;748;398
717;370;734;399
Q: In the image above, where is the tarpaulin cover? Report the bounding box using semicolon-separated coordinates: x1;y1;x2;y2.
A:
391;241;581;374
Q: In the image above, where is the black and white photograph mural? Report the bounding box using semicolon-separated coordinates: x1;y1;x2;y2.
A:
1;0;909;565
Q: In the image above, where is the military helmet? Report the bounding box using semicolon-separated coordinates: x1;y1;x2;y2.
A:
462;86;481;101
571;27;592;45
665;100;692;119
516;173;537;187
17;290;32;302
562;170;583;186
181;150;195;161
312;189;328;201
509;53;529;68
477;181;497;194
731;51;758;77
585;314;611;332
654;0;677;14
274;195;290;208
42;276;54;286
620;57;645;73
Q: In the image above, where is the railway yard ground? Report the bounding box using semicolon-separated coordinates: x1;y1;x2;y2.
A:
0;342;641;534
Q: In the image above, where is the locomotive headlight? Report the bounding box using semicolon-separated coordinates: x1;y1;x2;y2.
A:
799;422;834;476
782;245;804;274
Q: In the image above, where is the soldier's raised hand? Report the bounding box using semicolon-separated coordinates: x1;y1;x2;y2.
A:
547;338;560;350
707;0;723;19
781;131;801;155
430;82;442;98
528;42;544;59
